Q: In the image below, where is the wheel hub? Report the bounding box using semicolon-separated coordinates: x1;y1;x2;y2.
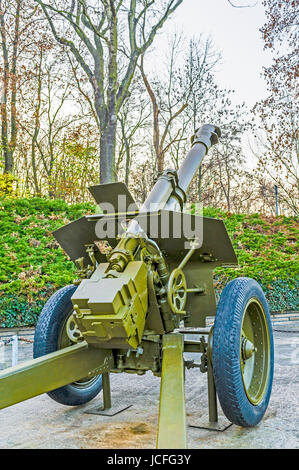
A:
66;314;83;343
241;336;257;361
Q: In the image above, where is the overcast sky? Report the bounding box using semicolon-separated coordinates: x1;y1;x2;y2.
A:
154;0;274;109
144;0;275;168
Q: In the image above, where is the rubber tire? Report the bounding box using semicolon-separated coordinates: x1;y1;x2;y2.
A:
213;277;274;427
33;285;102;406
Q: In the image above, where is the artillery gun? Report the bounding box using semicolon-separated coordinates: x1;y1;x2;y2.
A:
0;125;274;448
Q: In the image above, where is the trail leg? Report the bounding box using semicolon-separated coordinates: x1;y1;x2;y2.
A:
157;334;187;449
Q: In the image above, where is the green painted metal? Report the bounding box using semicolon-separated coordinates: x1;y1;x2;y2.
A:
71;260;148;349
89;182;139;213
102;372;112;410
0;342;113;410
240;298;271;405
157;334;187;449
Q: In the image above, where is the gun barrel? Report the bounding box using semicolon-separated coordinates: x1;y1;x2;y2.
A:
125;124;220;237
165;124;221;211
176;125;220;193
140;124;220;213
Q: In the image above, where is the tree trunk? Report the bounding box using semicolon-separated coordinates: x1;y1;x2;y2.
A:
4;150;13;174
0;0;21;176
31;140;41;196
124;134;130;187
99;121;117;184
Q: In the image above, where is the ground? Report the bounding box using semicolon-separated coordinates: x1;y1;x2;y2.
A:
0;322;298;449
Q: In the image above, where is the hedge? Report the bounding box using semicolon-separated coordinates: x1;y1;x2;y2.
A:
0;197;298;327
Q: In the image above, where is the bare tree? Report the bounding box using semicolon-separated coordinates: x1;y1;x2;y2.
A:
227;1;257;7
134;34;252;209
116;75;151;185
252;0;299;216
139;33;189;173
0;0;22;174
138;35;223;178
15;33;96;198
34;0;183;184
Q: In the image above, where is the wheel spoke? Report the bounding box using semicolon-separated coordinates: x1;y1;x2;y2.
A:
167;268;187;314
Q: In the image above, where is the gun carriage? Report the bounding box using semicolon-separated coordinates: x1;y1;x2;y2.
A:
0;125;274;448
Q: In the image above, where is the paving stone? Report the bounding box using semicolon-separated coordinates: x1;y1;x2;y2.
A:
0;323;298;449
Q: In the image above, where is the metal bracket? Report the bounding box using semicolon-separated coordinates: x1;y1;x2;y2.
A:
86;404;133;417
188;327;232;432
157;169;186;211
188;416;232;432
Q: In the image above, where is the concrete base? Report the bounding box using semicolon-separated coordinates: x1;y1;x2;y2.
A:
85;404;132;417
188;415;232;432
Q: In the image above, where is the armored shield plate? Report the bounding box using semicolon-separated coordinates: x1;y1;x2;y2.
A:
89;182;139;213
53;210;238;326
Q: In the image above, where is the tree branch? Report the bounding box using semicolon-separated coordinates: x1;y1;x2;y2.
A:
227;0;257;7
34;1;94;85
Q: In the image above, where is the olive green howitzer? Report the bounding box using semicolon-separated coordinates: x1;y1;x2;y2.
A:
0;125;274;448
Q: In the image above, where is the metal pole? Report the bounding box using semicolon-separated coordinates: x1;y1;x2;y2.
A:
207;356;218;423
11;335;18;367
102;372;112;410
0;341;4;370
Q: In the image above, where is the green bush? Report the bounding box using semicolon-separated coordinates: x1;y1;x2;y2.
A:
194;205;298;312
0;197;95;327
0;198;298;327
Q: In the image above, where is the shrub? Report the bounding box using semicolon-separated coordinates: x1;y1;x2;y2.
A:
0;198;297;327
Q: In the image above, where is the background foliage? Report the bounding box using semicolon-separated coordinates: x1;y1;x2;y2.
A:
0;1;297;216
